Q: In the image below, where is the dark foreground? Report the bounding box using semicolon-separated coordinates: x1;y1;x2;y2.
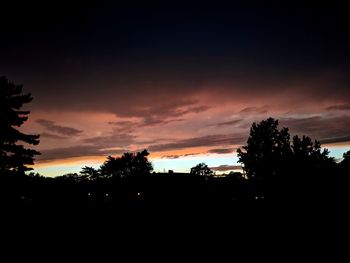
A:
1;172;349;207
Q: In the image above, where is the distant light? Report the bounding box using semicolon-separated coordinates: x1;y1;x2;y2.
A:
255;196;258;200
137;192;141;196
88;192;91;196
105;193;109;197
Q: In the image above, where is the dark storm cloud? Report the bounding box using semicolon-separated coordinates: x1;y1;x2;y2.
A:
207;148;235;154
37;119;83;136
210;165;242;172
3;2;348;119
149;134;245;152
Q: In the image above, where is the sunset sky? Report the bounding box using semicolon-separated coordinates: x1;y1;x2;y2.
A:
1;2;349;176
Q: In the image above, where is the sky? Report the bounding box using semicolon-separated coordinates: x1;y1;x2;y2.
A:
1;2;350;176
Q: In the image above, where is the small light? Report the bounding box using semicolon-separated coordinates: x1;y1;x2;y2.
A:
105;193;109;197
137;192;141;196
88;192;91;196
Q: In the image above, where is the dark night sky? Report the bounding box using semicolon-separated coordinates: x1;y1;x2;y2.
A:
1;1;350;175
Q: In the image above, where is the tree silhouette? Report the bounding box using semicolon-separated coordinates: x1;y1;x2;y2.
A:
190;163;213;177
237;117;337;199
100;149;153;178
340;150;350;170
237;118;291;182
0;76;40;175
80;166;100;180
291;135;334;171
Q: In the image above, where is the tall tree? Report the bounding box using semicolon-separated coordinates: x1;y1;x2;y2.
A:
0;76;40;175
237;118;291;181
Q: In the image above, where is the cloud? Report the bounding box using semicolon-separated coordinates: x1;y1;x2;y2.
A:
138;103;210;127
181;105;212;114
108;103;210;129
37;145;127;162
210;165;242;172
37;119;83;136
209;119;242;127
239;106;268;114
207;148;235;154
325;104;350;111
161;153;201;159
140;116;184;127
149;133;245;152
40;132;68;140
83;133;136;148
107;121;139;133
280;115;350;144
183;153;201;157
161;155;180;159
320;136;350;144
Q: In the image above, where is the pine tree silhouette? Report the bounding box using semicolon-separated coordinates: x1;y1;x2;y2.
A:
0;76;40;175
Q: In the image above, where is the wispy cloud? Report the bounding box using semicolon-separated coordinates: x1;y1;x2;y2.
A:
37;119;83;136
40;132;68;140
108;103;210;130
149;133;245;152
207;148;235;154
161;155;180;159
210;165;242;172
280;115;350;144
325;104;350;111
37;145;127;161
83;133;136;148
320;136;350;144
209;119;242;127
240;106;268;114
161;153;201;159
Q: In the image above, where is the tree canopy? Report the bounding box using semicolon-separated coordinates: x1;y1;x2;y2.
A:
190;163;213;177
100;149;153;178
